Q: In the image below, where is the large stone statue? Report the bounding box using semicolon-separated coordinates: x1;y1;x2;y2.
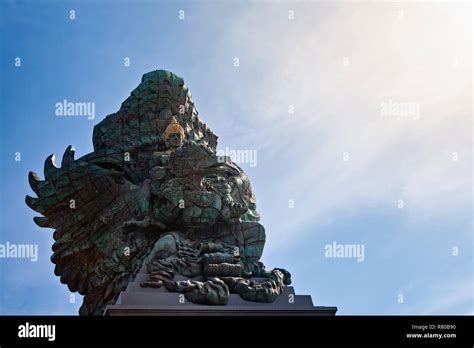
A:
26;70;291;315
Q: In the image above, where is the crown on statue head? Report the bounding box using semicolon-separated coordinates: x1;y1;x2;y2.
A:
164;116;185;141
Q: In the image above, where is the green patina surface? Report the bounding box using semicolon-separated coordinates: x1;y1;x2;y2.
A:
26;70;290;315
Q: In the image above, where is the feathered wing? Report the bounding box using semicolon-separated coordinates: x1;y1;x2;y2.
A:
26;146;157;315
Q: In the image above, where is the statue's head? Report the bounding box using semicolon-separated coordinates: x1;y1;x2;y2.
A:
164;116;185;150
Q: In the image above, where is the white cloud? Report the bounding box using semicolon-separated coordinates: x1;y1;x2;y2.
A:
201;1;472;251
401;276;473;315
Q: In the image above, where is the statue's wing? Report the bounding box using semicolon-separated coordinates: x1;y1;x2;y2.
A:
25;146;156;315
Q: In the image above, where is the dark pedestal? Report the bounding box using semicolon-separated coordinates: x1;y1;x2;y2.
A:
105;266;337;316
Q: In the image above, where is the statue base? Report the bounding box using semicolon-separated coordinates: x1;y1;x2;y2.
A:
104;265;337;316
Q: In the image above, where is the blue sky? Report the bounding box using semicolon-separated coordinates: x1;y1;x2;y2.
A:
0;0;472;315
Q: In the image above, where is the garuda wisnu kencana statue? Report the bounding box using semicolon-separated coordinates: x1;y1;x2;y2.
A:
26;70;291;315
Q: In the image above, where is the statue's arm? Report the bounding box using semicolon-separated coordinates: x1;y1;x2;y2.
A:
123;215;167;230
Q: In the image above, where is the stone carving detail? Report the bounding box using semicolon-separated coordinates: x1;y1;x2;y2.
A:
26;70;291;315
